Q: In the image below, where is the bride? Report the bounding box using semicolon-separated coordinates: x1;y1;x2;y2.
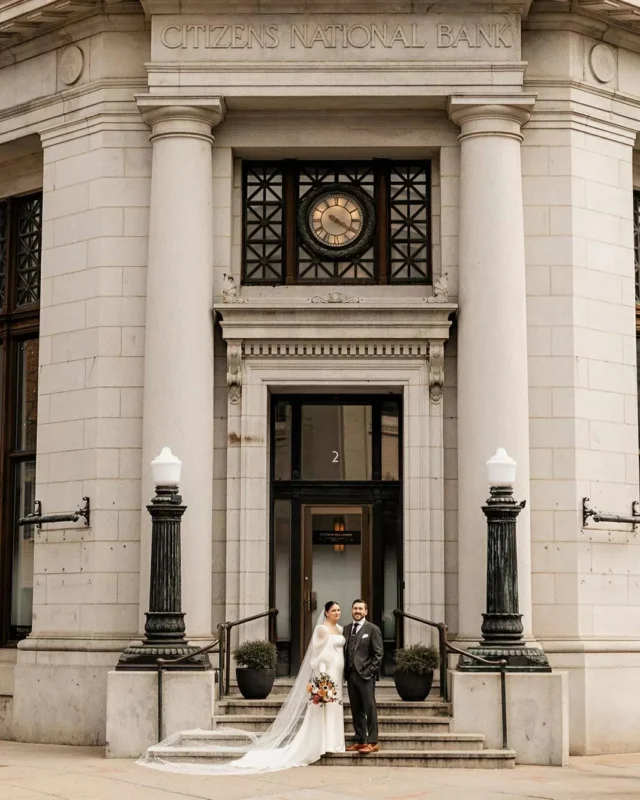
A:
139;600;345;774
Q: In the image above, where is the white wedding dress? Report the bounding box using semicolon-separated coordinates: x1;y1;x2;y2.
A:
138;617;345;775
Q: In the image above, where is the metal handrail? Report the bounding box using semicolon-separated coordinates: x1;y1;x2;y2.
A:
155;638;221;742
393;609;509;750
219;608;279;698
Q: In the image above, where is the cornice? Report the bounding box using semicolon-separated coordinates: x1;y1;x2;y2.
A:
0;0;142;51
0;77;145;131
141;0;533;16
216;300;457;343
527;0;640;50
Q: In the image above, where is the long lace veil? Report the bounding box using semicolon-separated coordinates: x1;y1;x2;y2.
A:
137;610;329;774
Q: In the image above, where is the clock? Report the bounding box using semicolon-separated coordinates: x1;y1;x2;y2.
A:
297;183;376;260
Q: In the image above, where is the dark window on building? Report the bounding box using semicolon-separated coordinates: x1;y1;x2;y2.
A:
242;160;432;285
0;192;41;644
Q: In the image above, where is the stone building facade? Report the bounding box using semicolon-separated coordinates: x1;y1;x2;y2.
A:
0;0;639;757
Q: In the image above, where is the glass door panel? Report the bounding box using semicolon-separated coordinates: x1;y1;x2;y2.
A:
302;505;371;650
301;405;372;480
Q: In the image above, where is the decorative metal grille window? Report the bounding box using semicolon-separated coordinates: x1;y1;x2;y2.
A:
16;196;42;307
0;190;42;645
244;164;284;283
242;160;431;285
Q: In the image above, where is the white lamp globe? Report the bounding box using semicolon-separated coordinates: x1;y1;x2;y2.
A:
486;448;516;488
151;447;182;487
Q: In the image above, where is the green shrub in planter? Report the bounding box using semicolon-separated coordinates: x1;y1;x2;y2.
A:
233;640;277;670
233;640;277;699
394;644;439;674
393;644;439;701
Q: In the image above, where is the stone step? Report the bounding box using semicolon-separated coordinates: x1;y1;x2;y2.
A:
208;714;452;734
218;699;451;718
145;744;515;769
176;730;482;752
319;749;516;769
344;733;485;752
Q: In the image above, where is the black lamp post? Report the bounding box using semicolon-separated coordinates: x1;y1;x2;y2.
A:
117;447;210;671
458;448;550;673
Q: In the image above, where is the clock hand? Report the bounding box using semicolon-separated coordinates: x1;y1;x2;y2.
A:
328;214;359;234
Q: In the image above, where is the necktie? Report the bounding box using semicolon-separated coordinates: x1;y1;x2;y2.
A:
353;623;361;636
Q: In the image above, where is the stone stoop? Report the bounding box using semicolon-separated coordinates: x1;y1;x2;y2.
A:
146;681;516;769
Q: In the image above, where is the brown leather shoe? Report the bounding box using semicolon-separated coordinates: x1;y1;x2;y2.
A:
346;743;365;752
359;744;380;754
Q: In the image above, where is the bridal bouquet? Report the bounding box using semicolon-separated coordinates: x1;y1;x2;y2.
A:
307;672;339;705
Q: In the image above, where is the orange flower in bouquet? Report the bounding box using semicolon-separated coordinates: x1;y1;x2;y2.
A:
307;672;339;705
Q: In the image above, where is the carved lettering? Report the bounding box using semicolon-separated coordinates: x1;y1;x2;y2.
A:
348;24;371;48
453;25;474;48
496;23;512;47
436;22;513;48
371;24;387;48
159;21;515;53
247;25;265;48
264;24;279;48
291;24;307;48
161;24;183;49
478;25;493;47
437;24;453;48
389;25;409;48
210;25;230;48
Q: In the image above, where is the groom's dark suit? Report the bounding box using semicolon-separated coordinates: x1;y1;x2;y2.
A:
343;619;384;746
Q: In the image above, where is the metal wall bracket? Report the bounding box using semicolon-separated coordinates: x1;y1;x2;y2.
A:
18;496;91;529
582;497;640;531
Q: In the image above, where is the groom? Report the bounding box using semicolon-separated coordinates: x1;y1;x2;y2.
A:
343;599;384;754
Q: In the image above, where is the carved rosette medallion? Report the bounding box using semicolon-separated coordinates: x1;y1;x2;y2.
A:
589;43;617;84
59;46;85;86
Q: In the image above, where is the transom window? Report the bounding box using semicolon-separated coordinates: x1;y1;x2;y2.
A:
242;160;432;285
0;191;41;644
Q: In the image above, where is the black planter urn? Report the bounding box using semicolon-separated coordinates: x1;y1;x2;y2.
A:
394;670;434;702
236;668;276;700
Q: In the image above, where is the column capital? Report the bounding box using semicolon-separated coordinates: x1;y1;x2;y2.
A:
135;95;226;143
448;95;536;142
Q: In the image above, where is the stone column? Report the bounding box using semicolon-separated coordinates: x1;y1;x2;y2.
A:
449;96;536;643
136;97;225;641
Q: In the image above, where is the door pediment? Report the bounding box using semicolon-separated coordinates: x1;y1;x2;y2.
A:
216;296;456;405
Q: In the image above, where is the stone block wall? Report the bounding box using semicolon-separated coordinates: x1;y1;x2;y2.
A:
11;113;152;744
521;73;640;752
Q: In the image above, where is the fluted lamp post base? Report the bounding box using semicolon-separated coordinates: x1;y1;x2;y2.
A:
458;449;551;674
116;449;211;672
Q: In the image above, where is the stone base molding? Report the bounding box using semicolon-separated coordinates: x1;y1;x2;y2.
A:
451;670;569;766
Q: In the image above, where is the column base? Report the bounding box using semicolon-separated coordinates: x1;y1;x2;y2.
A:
116;642;211;671
457;645;551;673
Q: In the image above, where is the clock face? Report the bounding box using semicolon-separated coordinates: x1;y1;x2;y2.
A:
308;191;365;249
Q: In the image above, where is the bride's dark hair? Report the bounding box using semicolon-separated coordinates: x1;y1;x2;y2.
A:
324;600;339;617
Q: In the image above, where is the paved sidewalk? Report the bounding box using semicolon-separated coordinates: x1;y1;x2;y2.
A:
1;742;640;800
